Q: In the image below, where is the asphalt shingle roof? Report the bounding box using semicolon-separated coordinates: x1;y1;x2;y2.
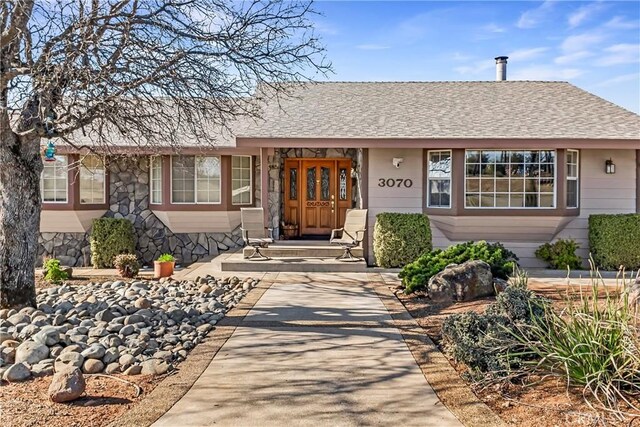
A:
238;81;640;140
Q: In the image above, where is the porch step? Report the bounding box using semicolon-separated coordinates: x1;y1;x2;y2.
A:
241;243;363;259
220;253;367;273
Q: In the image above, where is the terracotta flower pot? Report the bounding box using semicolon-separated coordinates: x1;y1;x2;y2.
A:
154;261;175;278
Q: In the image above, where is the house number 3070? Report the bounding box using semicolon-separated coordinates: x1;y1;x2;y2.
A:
378;178;413;188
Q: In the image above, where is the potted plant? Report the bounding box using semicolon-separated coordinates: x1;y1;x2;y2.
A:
154;253;175;278
113;254;140;278
280;222;299;240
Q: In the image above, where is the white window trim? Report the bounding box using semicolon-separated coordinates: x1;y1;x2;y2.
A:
426;150;452;208
41;155;69;204
150;156;163;205
463;149;557;209
79;155;106;205
170;155;222;205
567;149;579;209
231;155;253;206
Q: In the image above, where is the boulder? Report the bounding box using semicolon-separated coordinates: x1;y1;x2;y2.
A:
82;359;104;374
55;352;84;372
48;367;85;403
427;260;494;302
493;278;510;295
626;277;640;311
3;363;31;382
15;341;49;365
140;358;170;376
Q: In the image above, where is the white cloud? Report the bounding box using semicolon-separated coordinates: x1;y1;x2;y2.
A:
481;23;506;33
568;2;606;29
355;44;390;51
517;1;555;29
510;65;584;81
451;52;474;62
604;16;640;30
554;51;594;65
596;44;640;66
560;33;605;53
507;47;549;61
594;73;640;88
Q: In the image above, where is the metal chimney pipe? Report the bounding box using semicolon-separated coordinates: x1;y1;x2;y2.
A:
495;56;508;81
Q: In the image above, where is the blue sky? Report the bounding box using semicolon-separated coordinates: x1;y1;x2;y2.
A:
310;1;640;113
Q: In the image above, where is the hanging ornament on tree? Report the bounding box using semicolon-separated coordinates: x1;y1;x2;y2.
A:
43;141;56;162
42;111;57;162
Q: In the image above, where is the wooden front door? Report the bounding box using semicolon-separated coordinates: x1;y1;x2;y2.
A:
284;158;352;236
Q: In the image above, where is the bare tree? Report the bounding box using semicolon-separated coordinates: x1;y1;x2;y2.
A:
0;0;329;308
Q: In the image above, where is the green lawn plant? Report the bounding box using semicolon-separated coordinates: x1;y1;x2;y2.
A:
589;214;640;270
373;213;432;268
535;239;583;270
399;241;518;294
42;258;69;284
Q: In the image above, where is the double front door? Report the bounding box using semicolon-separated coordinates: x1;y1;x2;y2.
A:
284;158;352;235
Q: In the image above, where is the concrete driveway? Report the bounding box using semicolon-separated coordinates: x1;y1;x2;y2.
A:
153;273;462;427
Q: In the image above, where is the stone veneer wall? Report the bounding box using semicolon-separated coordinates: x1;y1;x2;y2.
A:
38;157;243;267
266;148;362;237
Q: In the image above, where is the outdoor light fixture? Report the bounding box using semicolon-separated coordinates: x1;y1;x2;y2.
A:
392;157;404;168
605;158;615;174
43;141;56;162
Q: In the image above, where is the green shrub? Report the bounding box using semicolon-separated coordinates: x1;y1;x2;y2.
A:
399;241;518;294
42;258;69;284
589;214;640;270
90;218;136;268
113;254;140;278
373;213;432;268
442;284;548;378
510;272;640;417
535;239;583;270
156;253;175;262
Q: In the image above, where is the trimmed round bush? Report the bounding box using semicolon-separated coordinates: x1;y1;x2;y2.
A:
90;218;136;268
589;214;640;270
373;213;432;268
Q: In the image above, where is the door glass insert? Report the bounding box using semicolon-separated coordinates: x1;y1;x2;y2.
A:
307;167;316;200
339;168;347;200
289;168;297;200
321;166;330;200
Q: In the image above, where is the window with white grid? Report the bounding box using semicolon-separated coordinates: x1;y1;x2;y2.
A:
465;150;556;208
79;155;105;204
232;156;252;205
40;155;68;203
150;156;163;204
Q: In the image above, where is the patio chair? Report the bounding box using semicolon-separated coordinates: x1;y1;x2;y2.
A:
240;208;274;260
330;209;368;261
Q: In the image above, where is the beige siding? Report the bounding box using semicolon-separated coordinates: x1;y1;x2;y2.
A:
40;210;106;233
366;148;637;268
153;210;241;233
555;149;637;262
366;148;424;264
431;149;637;268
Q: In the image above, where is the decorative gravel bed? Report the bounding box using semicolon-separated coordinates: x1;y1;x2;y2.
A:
0;275;259;382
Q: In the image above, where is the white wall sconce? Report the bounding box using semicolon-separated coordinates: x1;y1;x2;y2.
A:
605;158;616;174
392;157;404;168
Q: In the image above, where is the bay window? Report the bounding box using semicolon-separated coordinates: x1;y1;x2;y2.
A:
79;155;105;204
566;150;579;208
232;155;252;205
465;150;556;208
427;150;451;208
171;156;221;204
41;155;68;203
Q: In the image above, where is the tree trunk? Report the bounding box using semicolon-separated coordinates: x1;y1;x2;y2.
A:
0;115;42;309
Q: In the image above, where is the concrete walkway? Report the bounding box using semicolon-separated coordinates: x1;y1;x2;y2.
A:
153;273;462;427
